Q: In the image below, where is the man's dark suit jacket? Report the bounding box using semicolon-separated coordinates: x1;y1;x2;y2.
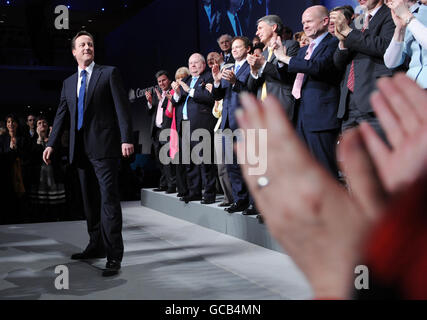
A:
333;5;395;118
212;61;251;131
288;33;342;131
48;64;133;163
247;39;300;121
175;69;216;134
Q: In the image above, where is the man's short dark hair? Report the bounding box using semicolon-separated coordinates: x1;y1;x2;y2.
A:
155;70;170;80
331;6;354;22
251;43;264;54
36;115;49;125
231;36;251;49
71;31;95;50
257;15;284;35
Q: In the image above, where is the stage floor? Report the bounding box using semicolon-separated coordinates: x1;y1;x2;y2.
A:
0;202;311;300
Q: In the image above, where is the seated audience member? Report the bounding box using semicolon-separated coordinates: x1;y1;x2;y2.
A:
329;5;355;35
26;113;38;142
384;0;427;88
235;73;427;299
28;116;66;222
0;114;29;224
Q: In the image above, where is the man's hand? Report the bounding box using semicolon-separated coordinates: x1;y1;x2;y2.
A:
122;143;134;158
145;91;153;105
212;63;222;84
43;146;53;165
177;79;190;93
222;68;237;85
330;11;352;37
171;81;181;95
205;83;213;93
154;87;162;101
247;53;266;75
271;36;290;64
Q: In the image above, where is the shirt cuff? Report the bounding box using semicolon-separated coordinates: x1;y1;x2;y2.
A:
147;102;153;109
189;88;195;97
214;82;221;88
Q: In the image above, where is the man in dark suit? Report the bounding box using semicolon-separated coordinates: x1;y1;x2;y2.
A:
172;53;217;204
247;14;300;122
217;34;235;64
218;0;248;37
212;36;252;213
245;14;299;216
331;0;394;139
199;0;221;53
43;31;134;277
145;70;176;193
274;5;342;179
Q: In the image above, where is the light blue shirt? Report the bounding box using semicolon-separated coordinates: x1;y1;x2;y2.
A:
183;77;198;120
402;4;427;88
311;31;329;53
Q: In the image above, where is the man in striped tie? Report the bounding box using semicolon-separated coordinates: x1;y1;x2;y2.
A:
331;0;395;141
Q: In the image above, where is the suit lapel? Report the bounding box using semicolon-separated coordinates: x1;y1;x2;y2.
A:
236;61;249;77
85;64;102;110
67;73;78;118
309;34;330;61
368;4;388;30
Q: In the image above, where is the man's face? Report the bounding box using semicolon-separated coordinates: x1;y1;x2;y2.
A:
231;39;249;62
358;0;381;10
157;74;171;92
256;21;275;45
218;36;231;52
188;55;206;76
27;115;35;129
72;35;95;67
207;52;221;68
302;9;328;39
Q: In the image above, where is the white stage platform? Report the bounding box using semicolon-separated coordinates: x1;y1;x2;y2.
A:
0;202;312;300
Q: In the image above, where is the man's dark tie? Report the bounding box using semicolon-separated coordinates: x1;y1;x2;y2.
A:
78;69;87;130
347;14;371;92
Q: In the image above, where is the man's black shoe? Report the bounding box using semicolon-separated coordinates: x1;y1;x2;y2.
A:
153;187;168;192
226;201;249;213
242;204;259;215
102;260;121;277
180;195;202;203
201;198;215;205
165;187;177;194
71;251;106;260
218;201;232;207
177;192;188;197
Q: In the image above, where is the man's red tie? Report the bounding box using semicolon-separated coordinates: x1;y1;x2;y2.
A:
346;14;371;92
